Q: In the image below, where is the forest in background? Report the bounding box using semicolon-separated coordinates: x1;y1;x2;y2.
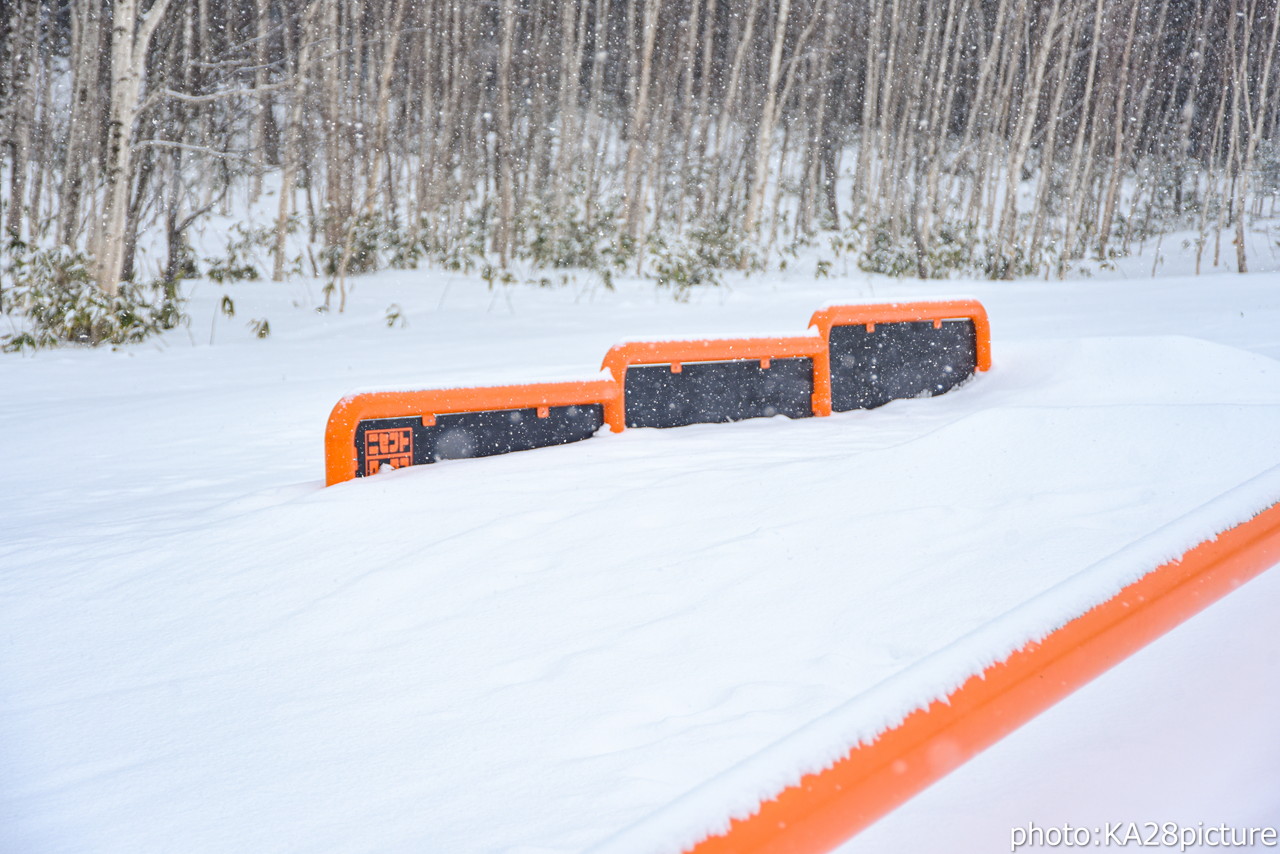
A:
2;0;1280;346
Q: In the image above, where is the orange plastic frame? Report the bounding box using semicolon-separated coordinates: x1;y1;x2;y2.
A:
600;336;831;432
686;499;1280;854
323;379;620;485
808;299;992;374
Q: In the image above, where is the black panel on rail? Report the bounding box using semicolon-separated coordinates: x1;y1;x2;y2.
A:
353;404;603;476
828;320;977;411
623;357;814;429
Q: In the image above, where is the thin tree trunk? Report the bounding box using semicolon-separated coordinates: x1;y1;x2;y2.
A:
1235;0;1280;272
96;0;172;295
996;0;1061;258
623;0;660;240
493;0;516;265
58;0;102;248
333;0;407;309
1096;0;1142;258
743;0;791;236
250;0;271;204
273;0;321;282
4;0;36;240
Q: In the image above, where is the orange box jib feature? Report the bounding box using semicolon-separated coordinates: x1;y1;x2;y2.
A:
601;335;831;432
323;299;992;485
324;379;621;486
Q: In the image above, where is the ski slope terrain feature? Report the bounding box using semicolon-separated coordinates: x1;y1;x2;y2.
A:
3;330;1280;853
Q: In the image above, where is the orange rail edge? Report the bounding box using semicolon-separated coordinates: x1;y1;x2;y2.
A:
324;379;620;486
600;336;831;432
686;499;1280;854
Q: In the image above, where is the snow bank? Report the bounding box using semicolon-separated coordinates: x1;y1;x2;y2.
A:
593;459;1280;854
3;271;1280;854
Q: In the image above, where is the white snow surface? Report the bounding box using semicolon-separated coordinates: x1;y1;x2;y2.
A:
3;260;1280;854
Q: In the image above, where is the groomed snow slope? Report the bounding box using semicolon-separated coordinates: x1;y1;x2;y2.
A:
2;269;1280;853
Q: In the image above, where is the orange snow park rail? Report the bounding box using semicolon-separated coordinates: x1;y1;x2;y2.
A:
322;299;992;484
684;500;1280;854
600;335;832;431
323;379;620;486
807;298;992;372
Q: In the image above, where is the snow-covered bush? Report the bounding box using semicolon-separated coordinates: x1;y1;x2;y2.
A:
859;219;980;279
204;222;273;283
1;240;185;352
645;217;760;297
517;200;635;288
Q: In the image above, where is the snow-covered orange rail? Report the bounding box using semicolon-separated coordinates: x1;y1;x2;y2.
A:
685;501;1280;854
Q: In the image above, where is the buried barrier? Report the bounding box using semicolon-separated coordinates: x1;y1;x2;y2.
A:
323;380;620;486
323;298;991;485
600;335;830;431
810;301;992;411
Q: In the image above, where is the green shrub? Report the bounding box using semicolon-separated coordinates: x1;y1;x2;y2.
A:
517;200;634;288
854;218;1039;280
858;221;919;277
648;236;722;294
204;222;278;283
2;240;186;352
321;213;385;276
645;217;759;296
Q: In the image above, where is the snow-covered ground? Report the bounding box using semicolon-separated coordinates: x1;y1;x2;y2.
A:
3;238;1280;853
